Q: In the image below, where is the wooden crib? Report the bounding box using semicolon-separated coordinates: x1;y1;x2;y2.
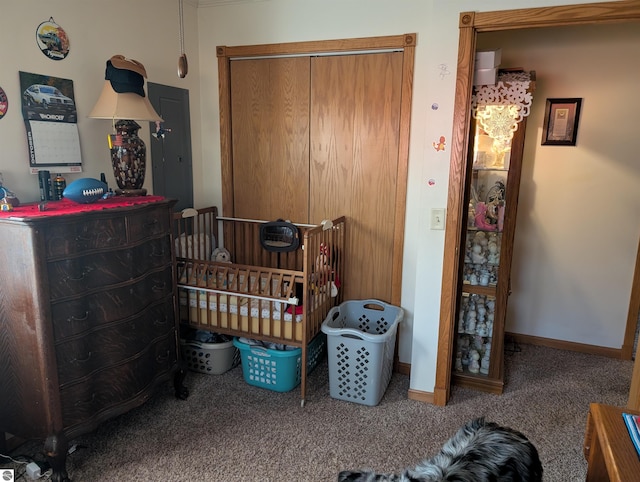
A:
173;206;345;405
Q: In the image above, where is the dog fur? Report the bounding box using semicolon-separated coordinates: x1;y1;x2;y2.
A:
338;418;543;482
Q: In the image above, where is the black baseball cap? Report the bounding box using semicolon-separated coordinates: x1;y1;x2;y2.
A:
105;55;147;97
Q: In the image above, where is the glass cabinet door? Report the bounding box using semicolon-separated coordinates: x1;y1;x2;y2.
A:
455;119;510;379
453;70;535;393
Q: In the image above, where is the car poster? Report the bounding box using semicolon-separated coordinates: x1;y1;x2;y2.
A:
36;17;70;60
0;86;7;120
19;72;82;174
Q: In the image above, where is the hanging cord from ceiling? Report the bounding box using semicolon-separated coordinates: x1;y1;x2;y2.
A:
178;0;188;78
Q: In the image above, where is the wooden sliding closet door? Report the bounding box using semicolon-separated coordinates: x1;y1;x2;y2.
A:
227;49;406;302
310;52;403;302
230;57;310;222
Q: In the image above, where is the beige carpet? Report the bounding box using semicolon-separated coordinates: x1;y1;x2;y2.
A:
4;342;634;481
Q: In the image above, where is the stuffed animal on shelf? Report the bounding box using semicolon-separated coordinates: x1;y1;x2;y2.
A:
474;202;497;231
212;247;231;263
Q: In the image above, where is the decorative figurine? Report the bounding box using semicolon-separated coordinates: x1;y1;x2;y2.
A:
480;348;491;375
476;321;488;337
474;202;497;231
465;310;477;334
469;350;480;374
477;302;486;320
468;202;476;228
461;350;470;367
455;352;463;372
474;230;488;246
471;243;486;264
487;241;500;265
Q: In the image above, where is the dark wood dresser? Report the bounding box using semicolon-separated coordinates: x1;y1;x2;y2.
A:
0;197;186;481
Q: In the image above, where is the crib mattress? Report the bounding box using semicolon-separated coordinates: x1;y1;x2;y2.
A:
180;290;301;321
179;289;304;341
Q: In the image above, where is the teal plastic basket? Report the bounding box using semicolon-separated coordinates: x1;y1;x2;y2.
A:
233;334;325;392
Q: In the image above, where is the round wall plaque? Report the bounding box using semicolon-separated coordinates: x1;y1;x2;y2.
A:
0;86;8;119
36;17;70;60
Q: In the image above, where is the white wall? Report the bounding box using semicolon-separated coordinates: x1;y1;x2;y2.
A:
478;24;640;348
193;0;622;395
0;0;201;202
0;0;625;398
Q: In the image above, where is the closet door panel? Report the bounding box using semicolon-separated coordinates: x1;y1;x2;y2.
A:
310;52;402;302
231;57;310;222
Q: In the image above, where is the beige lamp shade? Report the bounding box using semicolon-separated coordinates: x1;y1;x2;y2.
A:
88;80;163;122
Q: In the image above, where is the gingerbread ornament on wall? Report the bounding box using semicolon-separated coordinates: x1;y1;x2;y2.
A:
36;17;70;60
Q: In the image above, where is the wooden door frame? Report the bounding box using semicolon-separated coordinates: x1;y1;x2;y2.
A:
216;34;416;306
622;237;640;361
626;238;640;409
434;1;640;406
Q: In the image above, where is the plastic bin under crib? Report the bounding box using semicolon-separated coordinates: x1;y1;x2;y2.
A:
233;334;325;392
180;338;239;375
321;299;403;406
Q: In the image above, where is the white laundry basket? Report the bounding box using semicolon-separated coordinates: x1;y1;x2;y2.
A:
321;299;403;406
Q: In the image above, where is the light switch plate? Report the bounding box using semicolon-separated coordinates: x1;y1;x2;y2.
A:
430;208;445;230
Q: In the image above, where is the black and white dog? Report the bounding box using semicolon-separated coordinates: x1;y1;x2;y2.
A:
339;418;543;482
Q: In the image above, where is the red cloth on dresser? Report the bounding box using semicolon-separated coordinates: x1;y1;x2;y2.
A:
0;195;165;219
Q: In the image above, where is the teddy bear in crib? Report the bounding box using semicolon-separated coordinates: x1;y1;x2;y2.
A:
311;243;340;297
212;247;231;263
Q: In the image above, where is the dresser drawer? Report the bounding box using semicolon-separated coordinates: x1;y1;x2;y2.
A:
51;269;174;340
44;216;127;258
48;237;171;300
127;206;171;243
59;336;176;428
56;306;175;385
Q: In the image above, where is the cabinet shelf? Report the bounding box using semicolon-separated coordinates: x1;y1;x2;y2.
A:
462;284;497;297
453;371;505;394
472;166;509;172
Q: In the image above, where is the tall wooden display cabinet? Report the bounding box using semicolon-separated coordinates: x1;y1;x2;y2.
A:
453;70;536;394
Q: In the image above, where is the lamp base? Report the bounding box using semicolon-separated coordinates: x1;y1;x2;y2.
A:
115;188;147;197
111;120;147;195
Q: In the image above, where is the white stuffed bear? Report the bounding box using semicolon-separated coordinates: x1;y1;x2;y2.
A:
212;247;231;263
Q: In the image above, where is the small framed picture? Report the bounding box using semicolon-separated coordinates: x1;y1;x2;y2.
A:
541;98;582;146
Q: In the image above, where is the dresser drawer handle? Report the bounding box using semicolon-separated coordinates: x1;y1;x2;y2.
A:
66;270;88;282
145;219;159;228
71;351;92;363
68;311;89;322
153;317;168;326
75;234;92;242
152;283;167;292
156;349;171;363
75;393;96;407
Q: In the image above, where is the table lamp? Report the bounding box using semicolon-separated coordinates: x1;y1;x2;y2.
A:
89;55;162;196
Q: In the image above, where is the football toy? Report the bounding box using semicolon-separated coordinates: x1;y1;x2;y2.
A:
63;178;108;203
